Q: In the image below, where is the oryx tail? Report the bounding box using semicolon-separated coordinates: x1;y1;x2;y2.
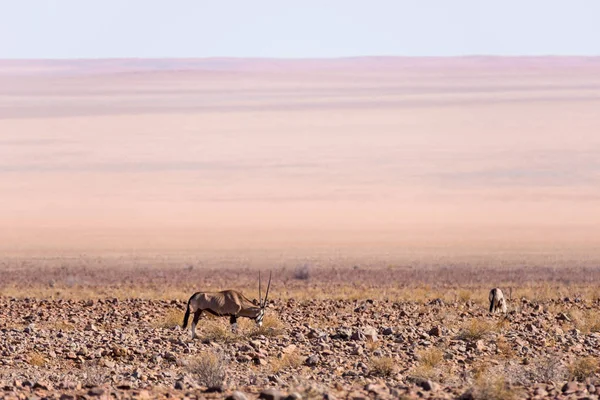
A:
182;294;193;329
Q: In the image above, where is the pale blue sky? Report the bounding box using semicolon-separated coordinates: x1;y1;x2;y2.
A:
1;0;599;59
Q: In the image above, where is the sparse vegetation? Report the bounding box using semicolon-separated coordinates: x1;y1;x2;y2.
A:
369;356;395;377
457;319;492;341
187;350;228;388
568;357;598;382
417;348;444;368
467;375;519;400
248;314;285;338
293;264;311;280
495;335;515;359
153;308;184;329
271;350;304;373
27;351;46;367
201;321;239;344
4;259;600;398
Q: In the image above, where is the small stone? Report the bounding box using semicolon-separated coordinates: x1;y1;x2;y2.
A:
306;354;319;366
33;380;53;391
428;326;442;337
418;380;439;391
88;387;105;396
562;381;580;394
284;393;303;400
363;326;378;342
226;392;249;400
282;344;297;354
351;330;365;341
259;389;284;400
174;380;184;390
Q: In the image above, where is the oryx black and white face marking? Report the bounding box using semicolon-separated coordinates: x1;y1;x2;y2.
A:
255;308;265;327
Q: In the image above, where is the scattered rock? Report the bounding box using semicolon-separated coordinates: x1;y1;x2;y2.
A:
259;389;285;400
226;392;249;400
306;354;320;366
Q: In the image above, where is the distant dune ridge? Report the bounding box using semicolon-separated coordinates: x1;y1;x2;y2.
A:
0;57;599;258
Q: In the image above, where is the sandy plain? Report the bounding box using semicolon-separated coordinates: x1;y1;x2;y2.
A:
1;57;599;259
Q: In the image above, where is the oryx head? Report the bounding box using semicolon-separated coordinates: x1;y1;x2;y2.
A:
256;271;272;327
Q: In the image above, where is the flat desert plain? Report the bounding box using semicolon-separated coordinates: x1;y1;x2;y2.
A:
1;58;600;399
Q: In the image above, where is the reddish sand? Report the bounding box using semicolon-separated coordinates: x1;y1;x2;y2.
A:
1;57;599;259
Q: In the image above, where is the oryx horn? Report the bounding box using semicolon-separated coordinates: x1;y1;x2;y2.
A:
262;271;272;308
259;271;262;306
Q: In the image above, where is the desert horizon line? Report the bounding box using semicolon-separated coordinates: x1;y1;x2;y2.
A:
2;54;600;62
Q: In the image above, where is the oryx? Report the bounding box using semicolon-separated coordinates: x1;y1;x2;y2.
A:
182;272;272;339
489;287;507;314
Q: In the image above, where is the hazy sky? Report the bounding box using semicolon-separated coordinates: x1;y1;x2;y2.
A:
1;0;599;58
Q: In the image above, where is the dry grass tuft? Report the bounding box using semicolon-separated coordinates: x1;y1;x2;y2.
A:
408;365;437;382
271;350;304;373
201;321;239;344
369;356;395;377
417;347;444;368
187;350;228;388
248;314;285;338
569;310;600;334
293;264;311;280
568;357;598;382
27;351;46;367
49;321;75;331
468;375;519;400
153;308;185;329
494;317;510;332
457;319;492;341
495;335;515;359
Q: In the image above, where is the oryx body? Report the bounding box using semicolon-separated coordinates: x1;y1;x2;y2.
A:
182;272;271;339
489;287;507;314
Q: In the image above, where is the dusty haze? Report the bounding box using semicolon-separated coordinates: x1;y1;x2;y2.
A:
1;57;599;259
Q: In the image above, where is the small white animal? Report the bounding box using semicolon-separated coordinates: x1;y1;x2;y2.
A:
489;287;507;314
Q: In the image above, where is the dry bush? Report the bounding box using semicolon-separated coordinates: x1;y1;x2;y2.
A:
27;351;46;367
494;317;510;332
369;356;395;377
568;357;598;382
498;355;566;385
470;360;489;381
495;336;515;359
271;350;304;373
467;375;519;400
293;264;311;280
408;365;437;382
457;289;472;302
248;314;285;338
187;350;228;388
366;341;381;355
569;310;600;334
457;319;492;341
201;321;239;344
49;321;75;331
417;348;444;368
153;308;184;329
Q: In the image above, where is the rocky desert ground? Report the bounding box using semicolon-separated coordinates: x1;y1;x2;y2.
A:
2;257;600;400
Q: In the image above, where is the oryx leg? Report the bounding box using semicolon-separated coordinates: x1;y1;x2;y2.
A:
191;310;203;339
230;315;238;333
